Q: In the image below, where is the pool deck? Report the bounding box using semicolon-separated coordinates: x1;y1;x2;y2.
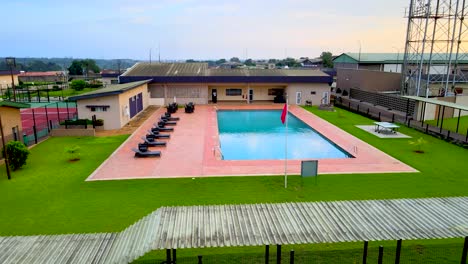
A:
87;105;417;181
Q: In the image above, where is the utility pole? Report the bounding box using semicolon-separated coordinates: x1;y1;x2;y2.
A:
0;115;11;180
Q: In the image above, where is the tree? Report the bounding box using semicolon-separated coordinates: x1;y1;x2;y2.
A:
68;60;83;75
230;57;240;63
244;59;255;66
186;59;197;63
216;59;226;65
320;51;334;68
82;59;100;74
70;79;86;91
5;141;30;171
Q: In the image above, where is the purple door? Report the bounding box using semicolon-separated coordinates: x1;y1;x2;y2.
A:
137;93;143;112
129;96;137;118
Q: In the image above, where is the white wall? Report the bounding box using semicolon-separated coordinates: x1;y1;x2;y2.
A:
455;95;468;117
286;83;331;105
383;64;402;73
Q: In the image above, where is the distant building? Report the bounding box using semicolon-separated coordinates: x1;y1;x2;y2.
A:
18;71;67;83
100;69;122;85
0;70;19;89
299;58;323;68
0;101;30;143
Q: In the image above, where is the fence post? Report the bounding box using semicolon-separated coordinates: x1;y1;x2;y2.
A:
466;129;468;143
362;241;368;264
349;102;351;109
66;101;70;120
395;239;402;264
33;126;38;144
378;112;381;122
408;119;411;127
166;249;171;264
277;244;282;264
56;102;60;123
440;106;446;133
392;113;395;123
172;249;176;263
378;245;384;264
198;255;203;264
426;124;429;134
289;250;294;264
447;130;451;140
49;120;53;130
265;245;269;264
357;104;360;113
44;106;50;132
461;236;468;264
367;108;370;116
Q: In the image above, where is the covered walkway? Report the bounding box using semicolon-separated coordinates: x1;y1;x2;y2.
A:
1;197;468;263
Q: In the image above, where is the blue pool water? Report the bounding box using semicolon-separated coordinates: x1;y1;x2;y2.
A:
217;110;351;160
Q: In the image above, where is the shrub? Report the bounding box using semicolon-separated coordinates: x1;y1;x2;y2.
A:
409;137;427;153
70;80;86;91
65;145;81;161
4;141;30;171
94;119;104;126
52;85;61;91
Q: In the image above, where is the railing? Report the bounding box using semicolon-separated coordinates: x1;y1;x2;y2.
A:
213;145;224;160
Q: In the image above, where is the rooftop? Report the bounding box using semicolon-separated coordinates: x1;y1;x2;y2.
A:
334;53;468;64
68;79;151;101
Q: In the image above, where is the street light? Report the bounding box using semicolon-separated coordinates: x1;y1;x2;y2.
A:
5;57;16;102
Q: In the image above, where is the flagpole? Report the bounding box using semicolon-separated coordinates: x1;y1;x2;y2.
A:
284;94;288;188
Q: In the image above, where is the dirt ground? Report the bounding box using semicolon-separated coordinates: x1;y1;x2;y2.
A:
95;105;161;137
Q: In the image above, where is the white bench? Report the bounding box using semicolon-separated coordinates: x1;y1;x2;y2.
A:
374;122;400;134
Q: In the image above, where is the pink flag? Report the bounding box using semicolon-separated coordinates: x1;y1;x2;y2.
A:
281;103;287;124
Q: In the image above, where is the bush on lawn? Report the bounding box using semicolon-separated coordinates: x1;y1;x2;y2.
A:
4;141;30;171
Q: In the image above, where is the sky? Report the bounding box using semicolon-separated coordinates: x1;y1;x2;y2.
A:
0;0;410;60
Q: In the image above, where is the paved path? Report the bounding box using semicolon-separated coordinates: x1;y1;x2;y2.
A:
1;197;467;263
88;105;416;181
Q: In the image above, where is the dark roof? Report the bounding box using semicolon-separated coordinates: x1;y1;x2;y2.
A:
0;70;20;76
0;101;30;108
68;80;151;101
334;53;468;64
120;62;332;84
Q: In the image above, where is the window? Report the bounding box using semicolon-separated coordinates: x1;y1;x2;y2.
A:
226;88;242;96
311;91;316;95
86;105;109;112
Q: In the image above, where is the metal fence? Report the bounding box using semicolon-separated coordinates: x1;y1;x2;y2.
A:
132;238;468;264
334;96;468;146
21;102;78;146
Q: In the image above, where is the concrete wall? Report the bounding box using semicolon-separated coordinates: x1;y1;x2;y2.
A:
0;75;19;89
51;129;95;137
208;84;286;102
77;83;149;130
337;68;402;93
455;95;468;117
286;83;331;105
118;83;150;128
77;96;120;130
0;107;23;142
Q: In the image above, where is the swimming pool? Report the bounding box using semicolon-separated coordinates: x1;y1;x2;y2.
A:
217;110;351;160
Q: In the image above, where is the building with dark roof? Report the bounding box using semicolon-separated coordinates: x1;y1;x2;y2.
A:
69;80;151;130
120;62;333;106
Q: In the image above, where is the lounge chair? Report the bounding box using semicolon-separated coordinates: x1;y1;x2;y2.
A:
162;112;180;121
185;102;195;113
159;119;177;126
147;130;170;138
132;148;161;157
141;136;166;147
132;143;161;157
152;124;174;132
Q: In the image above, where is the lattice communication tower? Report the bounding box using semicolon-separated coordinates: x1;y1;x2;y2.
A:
401;0;468;97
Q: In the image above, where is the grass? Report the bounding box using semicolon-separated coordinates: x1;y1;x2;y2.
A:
425;115;468;136
0;107;467;262
37;87;101;98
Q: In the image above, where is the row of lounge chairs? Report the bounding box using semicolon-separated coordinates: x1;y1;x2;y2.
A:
132;112;179;158
185;102;195;113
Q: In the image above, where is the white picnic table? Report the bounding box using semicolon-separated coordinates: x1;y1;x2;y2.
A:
374;122;400;134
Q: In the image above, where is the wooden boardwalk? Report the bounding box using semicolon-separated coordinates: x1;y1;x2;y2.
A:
1;197;468;263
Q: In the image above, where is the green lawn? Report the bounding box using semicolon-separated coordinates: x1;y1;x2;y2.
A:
38;87;101;98
0;107;467;262
425;115;468;136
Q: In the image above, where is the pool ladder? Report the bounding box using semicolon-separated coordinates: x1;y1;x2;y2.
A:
213;145;224;160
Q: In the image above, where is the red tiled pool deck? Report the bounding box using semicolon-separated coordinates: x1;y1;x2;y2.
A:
87;105;417;181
